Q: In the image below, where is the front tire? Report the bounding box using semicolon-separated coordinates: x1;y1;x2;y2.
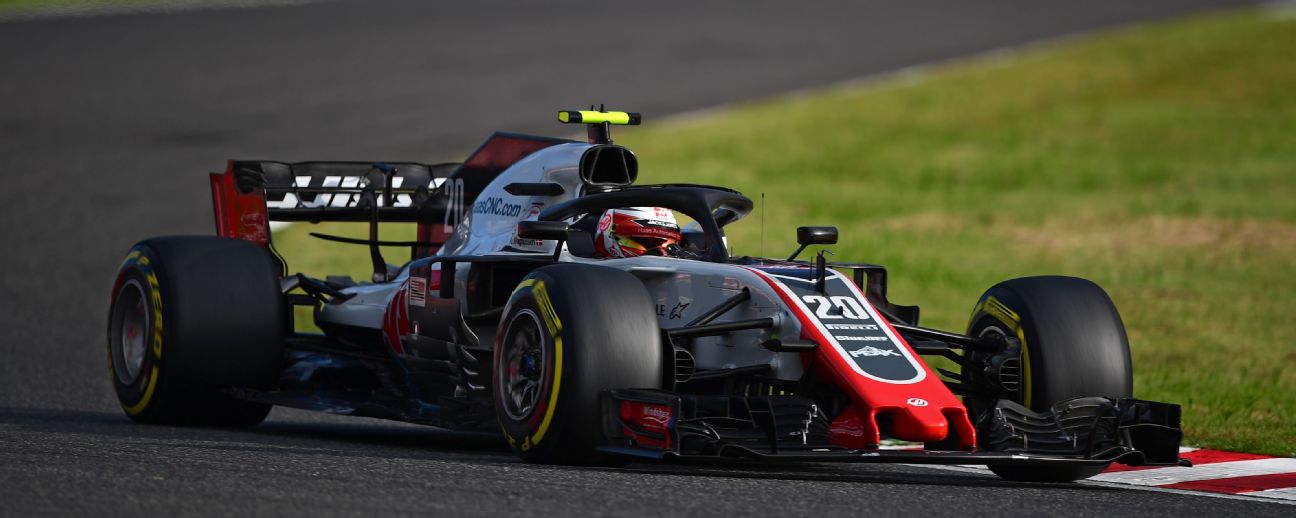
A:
493;263;663;464
107;236;285;426
967;275;1132;482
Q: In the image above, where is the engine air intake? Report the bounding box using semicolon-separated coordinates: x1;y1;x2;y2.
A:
580;145;638;186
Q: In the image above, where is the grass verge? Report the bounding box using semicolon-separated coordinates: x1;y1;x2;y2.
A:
275;9;1296;455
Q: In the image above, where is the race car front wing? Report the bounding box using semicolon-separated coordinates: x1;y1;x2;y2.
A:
599;389;1187;468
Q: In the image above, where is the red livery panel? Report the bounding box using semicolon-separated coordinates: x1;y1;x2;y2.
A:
746;267;976;449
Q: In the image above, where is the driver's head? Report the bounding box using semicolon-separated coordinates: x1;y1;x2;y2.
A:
594;207;681;258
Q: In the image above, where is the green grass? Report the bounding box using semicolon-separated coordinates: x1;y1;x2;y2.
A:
275;10;1296;455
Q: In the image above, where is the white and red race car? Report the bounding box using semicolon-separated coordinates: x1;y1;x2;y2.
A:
107;109;1185;481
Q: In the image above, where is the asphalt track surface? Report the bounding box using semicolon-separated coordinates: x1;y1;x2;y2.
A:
0;0;1286;515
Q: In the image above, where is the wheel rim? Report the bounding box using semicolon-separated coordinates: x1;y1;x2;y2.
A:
498;309;546;421
110;279;149;385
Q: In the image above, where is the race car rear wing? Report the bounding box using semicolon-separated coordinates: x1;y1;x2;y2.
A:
239;160;459;223
209;132;572;260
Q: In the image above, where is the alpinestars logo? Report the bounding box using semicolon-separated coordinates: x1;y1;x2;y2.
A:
849;346;900;358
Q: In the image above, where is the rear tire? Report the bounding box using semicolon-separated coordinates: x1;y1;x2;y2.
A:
967;275;1132;482
493;263;663;464
107;236;285;426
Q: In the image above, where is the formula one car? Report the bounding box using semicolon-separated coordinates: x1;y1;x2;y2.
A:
107;109;1185;481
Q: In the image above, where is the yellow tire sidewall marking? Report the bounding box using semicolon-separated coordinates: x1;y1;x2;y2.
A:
123;368;160;415
972;296;1032;409
117;248;164;416
524;280;563;450
503;278;564;453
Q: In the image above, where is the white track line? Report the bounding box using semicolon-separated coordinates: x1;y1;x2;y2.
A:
1080;478;1296;506
1090;458;1296;486
907;451;1296;506
911;463;1296;506
1248;487;1296;501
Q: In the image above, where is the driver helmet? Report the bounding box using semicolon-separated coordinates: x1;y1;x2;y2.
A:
594;207;681;258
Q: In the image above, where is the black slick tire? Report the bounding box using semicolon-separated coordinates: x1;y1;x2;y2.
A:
107;236;285;426
492;263;663;464
967;275;1133;482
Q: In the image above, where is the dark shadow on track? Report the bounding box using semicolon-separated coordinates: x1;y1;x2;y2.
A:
611;460;1124;491
255;420;510;455
0;406;510;461
0;406;1127;490
0;405;1103;490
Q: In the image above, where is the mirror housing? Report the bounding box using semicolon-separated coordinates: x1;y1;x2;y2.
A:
504;182;565;196
797;226;838;246
517;220;570;241
517;220;570;240
787;226;838;261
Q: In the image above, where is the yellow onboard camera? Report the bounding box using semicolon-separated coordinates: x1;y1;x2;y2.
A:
558;108;641;144
557;110;642;125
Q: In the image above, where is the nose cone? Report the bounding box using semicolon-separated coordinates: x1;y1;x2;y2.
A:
829;402;977;449
889;403;950;443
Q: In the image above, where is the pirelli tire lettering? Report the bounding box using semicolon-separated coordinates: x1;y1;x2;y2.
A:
107;248;166;416
492;264;663;464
